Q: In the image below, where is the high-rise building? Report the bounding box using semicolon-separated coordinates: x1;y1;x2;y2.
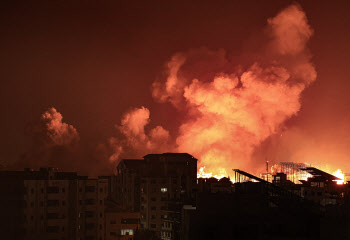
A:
0;167;108;240
104;200;140;240
116;153;197;240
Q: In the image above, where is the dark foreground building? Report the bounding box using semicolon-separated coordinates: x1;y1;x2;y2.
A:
182;168;350;240
0;167;108;240
116;153;197;240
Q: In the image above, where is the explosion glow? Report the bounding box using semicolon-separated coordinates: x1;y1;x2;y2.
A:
197;166;227;180
110;4;318;178
332;169;345;184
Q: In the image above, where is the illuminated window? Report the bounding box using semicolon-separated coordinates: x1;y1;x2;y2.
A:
161;188;167;193
121;229;134;235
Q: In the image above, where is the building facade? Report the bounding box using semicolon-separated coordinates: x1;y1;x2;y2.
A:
0;167;108;240
116;153;197;239
105;200;140;240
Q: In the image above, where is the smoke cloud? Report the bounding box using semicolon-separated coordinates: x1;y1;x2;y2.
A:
109;3;317;176
107;107;172;162
14;108;80;170
40;107;80;147
18;4;317;177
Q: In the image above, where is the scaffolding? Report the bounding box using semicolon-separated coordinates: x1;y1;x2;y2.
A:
280;162;312;184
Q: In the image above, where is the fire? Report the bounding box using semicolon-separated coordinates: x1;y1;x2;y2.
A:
197;166;227;180
332;169;345;184
109;4;317;177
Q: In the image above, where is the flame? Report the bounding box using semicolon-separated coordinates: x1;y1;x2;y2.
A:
332;169;345;184
151;4;316;176
197;166;227;180
109;4;317;176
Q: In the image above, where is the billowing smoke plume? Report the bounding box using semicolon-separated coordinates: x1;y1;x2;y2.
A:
108;107;172;162
40;108;80;147
110;4;317;176
15;108;81;171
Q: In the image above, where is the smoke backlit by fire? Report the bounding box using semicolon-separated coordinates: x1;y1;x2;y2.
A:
109;4;318;178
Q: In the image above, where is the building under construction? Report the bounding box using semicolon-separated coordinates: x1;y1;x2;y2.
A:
280;162;313;184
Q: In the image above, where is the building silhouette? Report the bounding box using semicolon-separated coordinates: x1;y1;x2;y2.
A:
0;167;108;240
116;153;197;239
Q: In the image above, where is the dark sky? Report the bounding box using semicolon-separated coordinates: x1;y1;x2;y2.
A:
1;0;350;169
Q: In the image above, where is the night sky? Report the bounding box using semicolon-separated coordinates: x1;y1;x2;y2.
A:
1;0;350;174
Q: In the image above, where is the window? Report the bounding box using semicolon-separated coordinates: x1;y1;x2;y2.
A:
121;229;134;235
110;220;116;224
62;188;65;193
85;211;94;218
40;201;43;207
100;188;103;193
151;224;156;229
47;226;60;233
30;202;34;207
47;187;59;194
85;199;95;205
151;215;156;219
110;232;117;236
100;200;103;205
31;188;34;194
151;197;156;202
121;219;139;224
161;188;167;193
85;186;95;192
151;179;156;184
62;201;66;206
151;206;156;211
47;213;59;219
47;200;59;207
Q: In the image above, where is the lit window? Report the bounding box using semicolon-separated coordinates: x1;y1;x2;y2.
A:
121;229;134;235
161;188;167;193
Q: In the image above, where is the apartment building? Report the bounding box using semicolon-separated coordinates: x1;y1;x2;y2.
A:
105;200;140;240
0;167;108;240
116;153;197;239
